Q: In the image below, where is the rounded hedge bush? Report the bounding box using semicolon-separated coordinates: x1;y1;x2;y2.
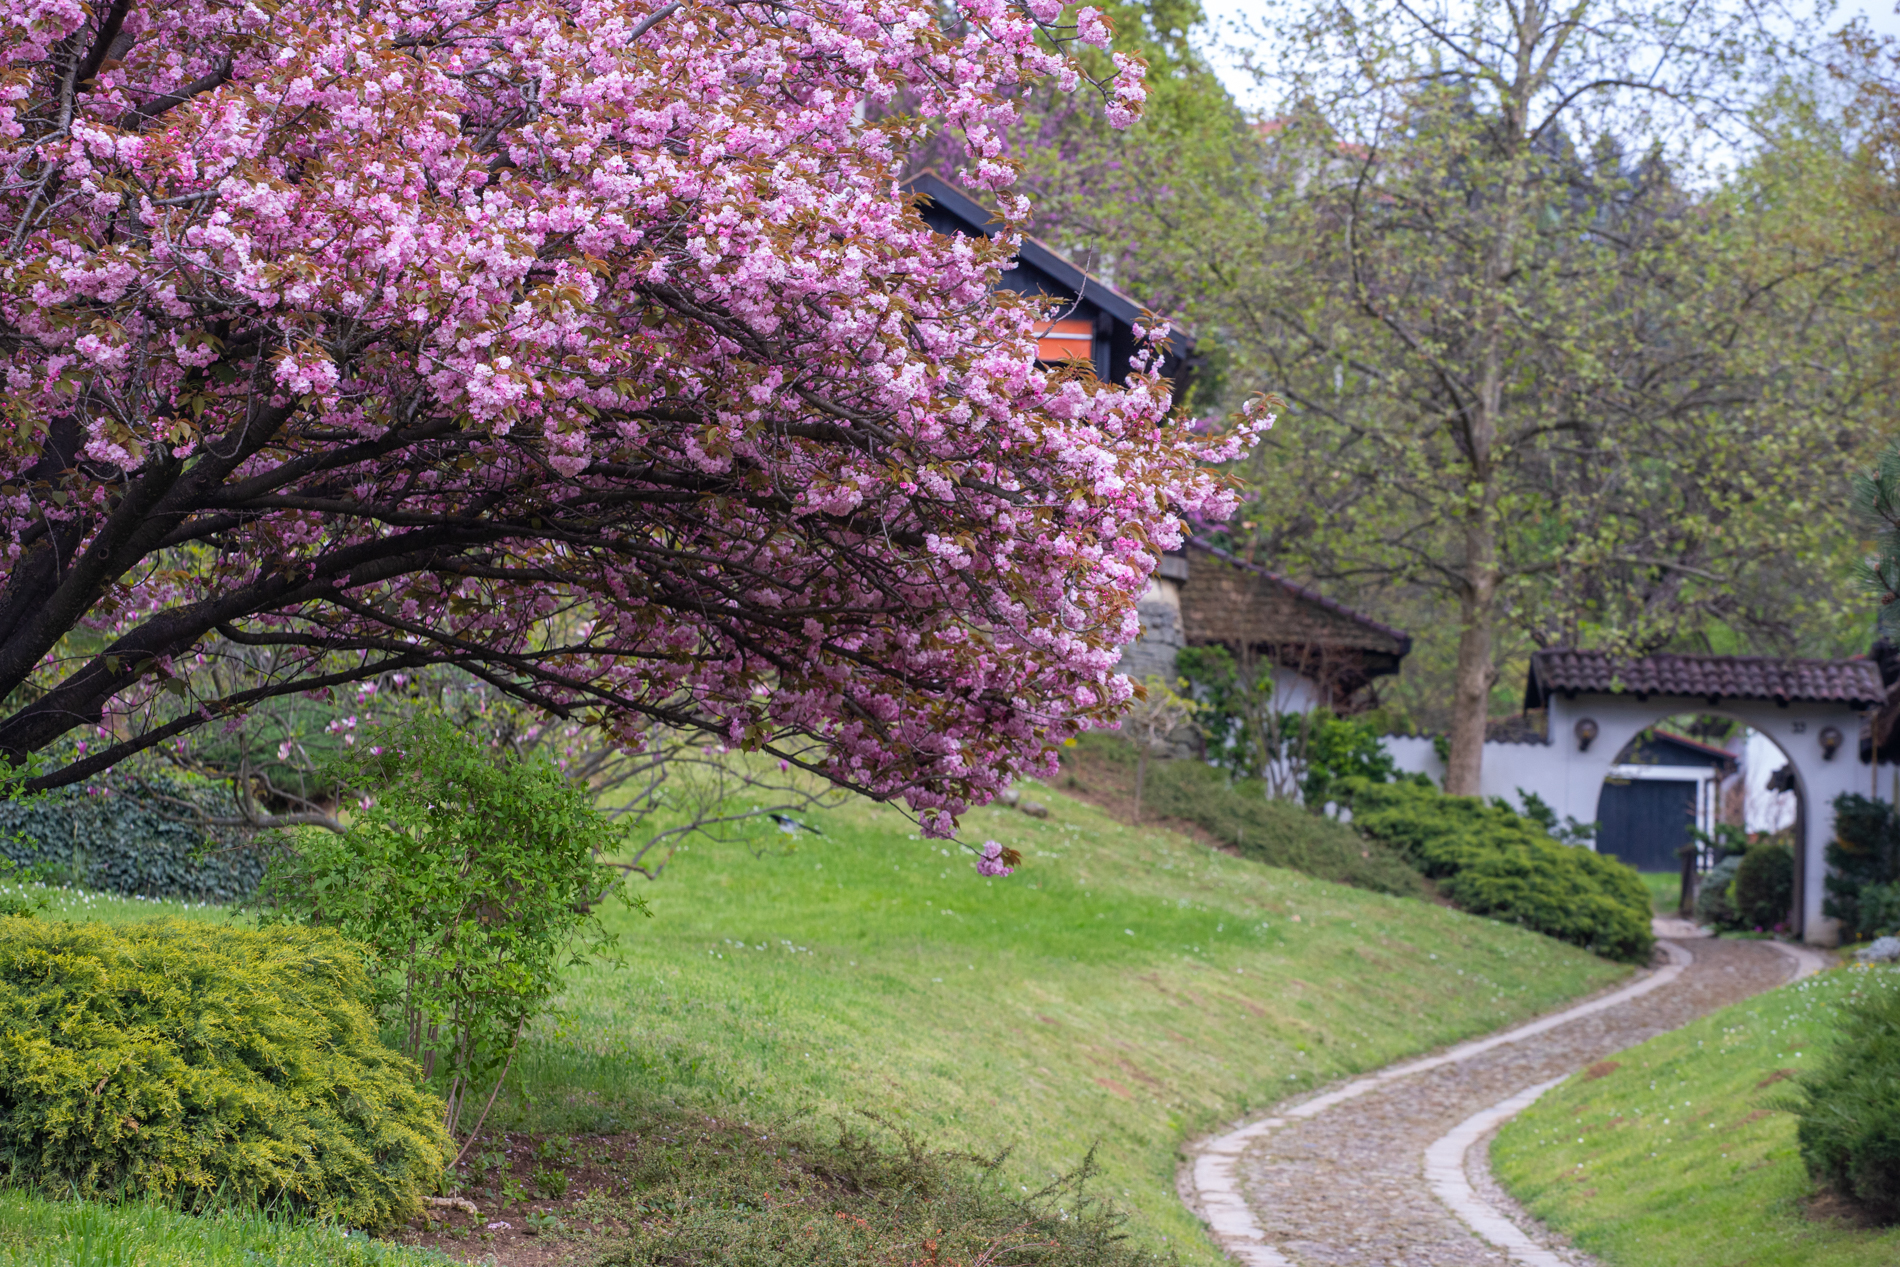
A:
1796;973;1900;1223
1338;779;1653;962
1733;843;1795;932
0;917;448;1230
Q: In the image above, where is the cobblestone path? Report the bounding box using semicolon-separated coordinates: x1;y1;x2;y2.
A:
1185;932;1824;1267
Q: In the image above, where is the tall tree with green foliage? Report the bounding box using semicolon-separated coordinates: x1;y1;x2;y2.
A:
1238;68;1883;787
1019;0;1885;788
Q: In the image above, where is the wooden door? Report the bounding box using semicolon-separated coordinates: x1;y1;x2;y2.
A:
1596;779;1698;872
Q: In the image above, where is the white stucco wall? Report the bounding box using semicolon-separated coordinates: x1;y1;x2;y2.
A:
1382;735;1559;805
1270;667;1327;715
1382;693;1875;946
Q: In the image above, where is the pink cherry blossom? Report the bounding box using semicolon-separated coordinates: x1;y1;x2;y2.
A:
0;0;1266;833
975;840;1013;876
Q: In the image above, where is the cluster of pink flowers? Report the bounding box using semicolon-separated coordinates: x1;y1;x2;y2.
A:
975;839;1013;876
0;0;1267;827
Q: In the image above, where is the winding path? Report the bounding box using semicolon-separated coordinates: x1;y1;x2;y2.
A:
1183;925;1829;1267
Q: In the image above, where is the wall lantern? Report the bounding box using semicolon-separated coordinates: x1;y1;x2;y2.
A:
1574;718;1599;752
1820;726;1843;761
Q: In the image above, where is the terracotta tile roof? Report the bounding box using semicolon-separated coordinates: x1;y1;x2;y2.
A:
1645;729;1743;770
1525;649;1885;709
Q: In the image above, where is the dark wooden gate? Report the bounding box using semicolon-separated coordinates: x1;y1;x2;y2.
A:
1596;779;1698;872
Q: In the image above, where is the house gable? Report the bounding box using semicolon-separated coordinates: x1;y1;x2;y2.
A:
905;171;1195;391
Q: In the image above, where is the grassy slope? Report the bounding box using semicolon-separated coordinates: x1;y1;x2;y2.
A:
1056;734;1427;896
505;779;1627;1263
1493;966;1900;1267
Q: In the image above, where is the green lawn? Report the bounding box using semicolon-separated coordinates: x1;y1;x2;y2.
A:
0;1192;447;1266
1637;869;1685;915
496;779;1628;1262
0;879;228;927
1493;965;1900;1267
0;779;1631;1264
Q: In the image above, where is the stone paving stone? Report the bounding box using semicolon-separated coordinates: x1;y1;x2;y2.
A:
1228;937;1795;1267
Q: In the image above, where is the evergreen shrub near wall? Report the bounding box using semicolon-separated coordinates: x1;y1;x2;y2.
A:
1794;972;1900;1224
1337;778;1654;962
0;773;273;901
1826;794;1900;942
1694;854;1744;928
0;917;448;1230
1732;842;1795;931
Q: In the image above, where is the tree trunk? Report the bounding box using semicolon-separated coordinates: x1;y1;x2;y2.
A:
1443;56;1524;797
1678;842;1700;917
1444;563;1496;796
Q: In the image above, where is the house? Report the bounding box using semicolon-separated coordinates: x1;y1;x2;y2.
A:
906;171;1197;392
1168;539;1411;711
911;175;1411;713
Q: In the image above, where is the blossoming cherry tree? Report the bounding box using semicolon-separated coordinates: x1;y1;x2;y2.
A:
0;0;1265;830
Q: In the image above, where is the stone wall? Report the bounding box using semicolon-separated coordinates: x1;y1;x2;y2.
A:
1118;557;1188;681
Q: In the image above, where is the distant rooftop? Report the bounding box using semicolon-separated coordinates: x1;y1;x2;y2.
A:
1184;538;1411;655
904;171;1195;389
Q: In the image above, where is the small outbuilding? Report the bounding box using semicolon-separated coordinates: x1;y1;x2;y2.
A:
1171;539;1411;711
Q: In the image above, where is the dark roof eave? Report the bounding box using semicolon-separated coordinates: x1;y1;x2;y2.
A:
903;171;1166;333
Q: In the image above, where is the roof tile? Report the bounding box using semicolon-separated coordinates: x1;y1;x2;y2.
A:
1185;538;1411;653
1526;649;1884;708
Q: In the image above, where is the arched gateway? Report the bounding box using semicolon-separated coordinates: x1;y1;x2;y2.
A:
1386;650;1886;945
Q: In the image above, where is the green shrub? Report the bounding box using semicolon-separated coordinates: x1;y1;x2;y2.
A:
1861;882;1900;940
1298;712;1399;807
259;716;631;1138
1827;794;1900;942
1061;735;1424;896
1171;646;1397;805
0;917;448;1230
1693;854;1743;928
0;773;274;902
1338;779;1653;962
1794;972;1900;1223
1732;843;1795;931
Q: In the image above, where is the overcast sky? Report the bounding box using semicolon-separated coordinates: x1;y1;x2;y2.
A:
1193;1;1900;112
